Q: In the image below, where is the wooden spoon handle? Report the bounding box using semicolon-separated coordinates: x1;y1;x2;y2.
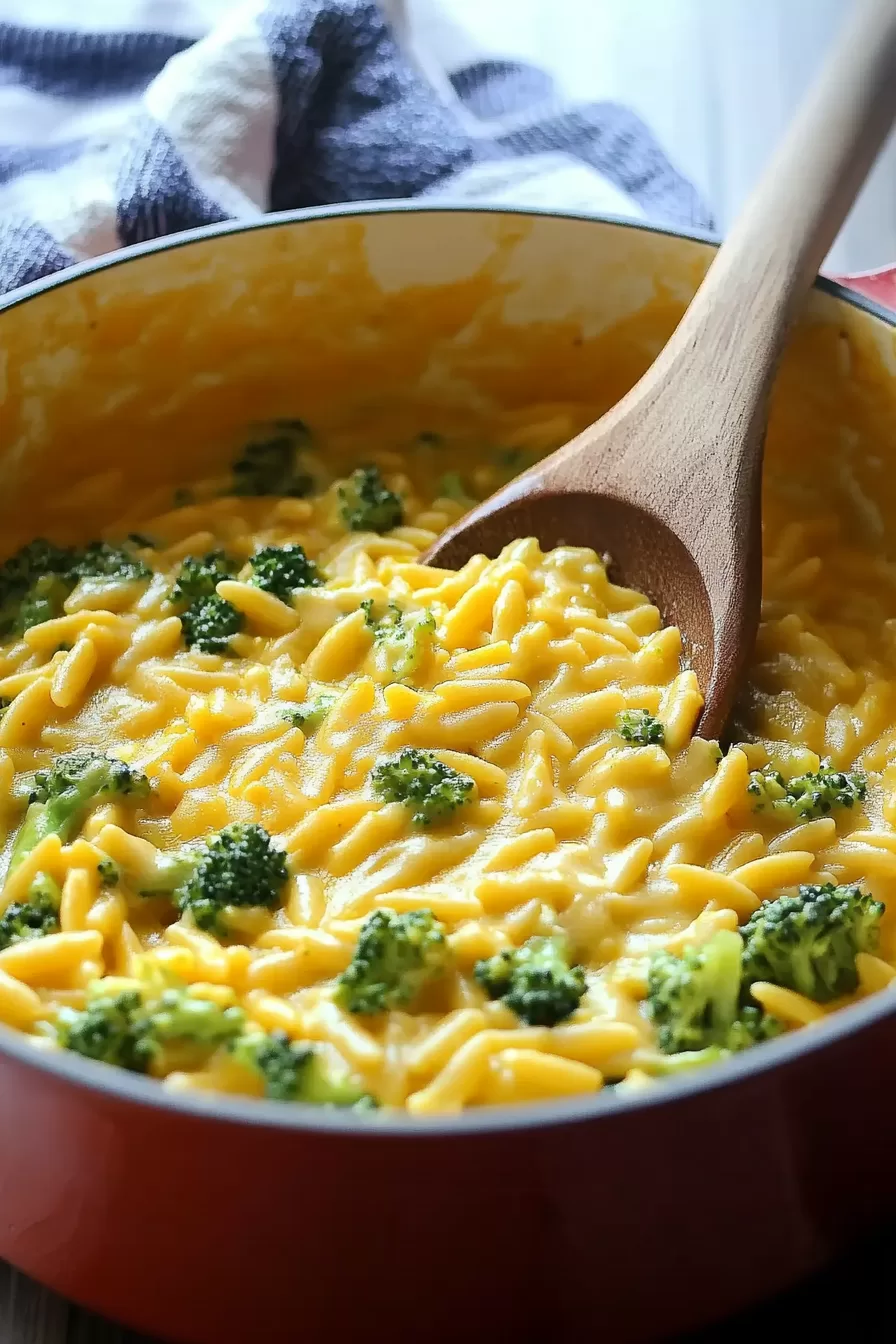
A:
539;0;896;555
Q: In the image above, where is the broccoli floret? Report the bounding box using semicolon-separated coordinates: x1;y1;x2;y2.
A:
171;554;243;652
0;538;151;637
361;600;437;682
30;749;150;806
280;690;339;733
335;908;451;1014
150;988;245;1047
170;550;238;606
438;472;472;502
175;823;288;932
371;748;475;827
14;575;72;633
122;822;288;935
57;988;156;1072
740;882;884;1002
97;856;120;888
180;593;244;654
646;930;782;1053
617;709;665;746
338;465;404;533
747;760;866;820
232;425;314;497
0;539;75;591
0;874;60;952
72;542;151;582
724;1004;784;1050
230;1028;375;1107
0;695;9;719
56;978;245;1073
248;544;321;600
0;540;76;635
475;934;586;1026
10;749;151;871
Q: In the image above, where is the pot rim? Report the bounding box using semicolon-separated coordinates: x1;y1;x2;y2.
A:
1;199;894;1138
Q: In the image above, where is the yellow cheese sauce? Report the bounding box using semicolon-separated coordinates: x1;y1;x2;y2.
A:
0;405;894;1115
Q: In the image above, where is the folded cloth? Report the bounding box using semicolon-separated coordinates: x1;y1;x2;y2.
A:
0;0;714;297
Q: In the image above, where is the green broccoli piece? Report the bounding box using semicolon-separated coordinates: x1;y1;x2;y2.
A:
180;593;244;654
170;552;243;653
248;544;322;600
0;695;9;719
338;465;404;534
361;600;437;681
232;424;314;497
150;988;245;1047
0;540;77;635
29;750;150;808
122;822;288;935
0;539;75;591
170;550;238;606
740;882;884;1002
724;1004;784;1050
56;988;156;1072
335;908;451;1014
56;978;245;1073
72;542;151;582
0;873;60;952
13;575;72;633
175;823;288;932
646;930;782;1054
0;538;151;637
10;749;151;872
747;760;866;820
230;1028;375;1107
280;690;339;733
617;709;665;746
97;856;120;888
474;934;586;1026
371;748;475;827
437;472;472;502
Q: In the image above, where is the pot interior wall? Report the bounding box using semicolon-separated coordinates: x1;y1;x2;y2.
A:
0;210;890;553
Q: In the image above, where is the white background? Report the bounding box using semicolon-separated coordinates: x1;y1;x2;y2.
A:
406;0;896;274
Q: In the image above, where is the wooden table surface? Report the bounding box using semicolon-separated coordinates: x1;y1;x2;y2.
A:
1;1221;886;1344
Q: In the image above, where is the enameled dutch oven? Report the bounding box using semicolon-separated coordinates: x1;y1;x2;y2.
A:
1;205;896;1344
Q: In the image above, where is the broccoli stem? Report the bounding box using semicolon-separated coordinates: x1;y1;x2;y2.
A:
10;751;150;871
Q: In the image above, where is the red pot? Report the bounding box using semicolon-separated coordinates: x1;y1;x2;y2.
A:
1;205;895;1343
835;263;896;310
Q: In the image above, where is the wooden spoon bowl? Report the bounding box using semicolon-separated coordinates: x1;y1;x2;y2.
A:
432;483;728;726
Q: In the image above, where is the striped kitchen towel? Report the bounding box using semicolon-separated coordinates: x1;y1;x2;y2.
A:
0;0;713;297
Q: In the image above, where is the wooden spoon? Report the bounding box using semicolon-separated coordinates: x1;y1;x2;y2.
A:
424;0;896;738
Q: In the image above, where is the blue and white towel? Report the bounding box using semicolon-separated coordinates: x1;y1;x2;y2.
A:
0;0;713;297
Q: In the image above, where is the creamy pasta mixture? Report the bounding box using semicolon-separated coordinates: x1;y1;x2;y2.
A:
0;415;893;1115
